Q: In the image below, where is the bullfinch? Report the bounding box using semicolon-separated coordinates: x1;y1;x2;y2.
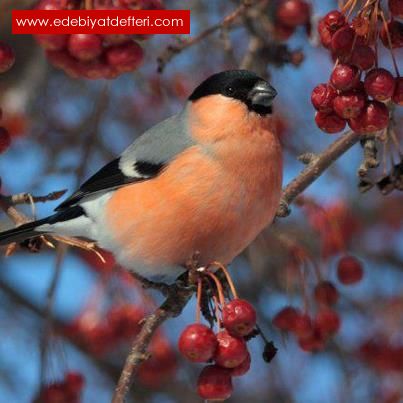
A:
0;70;282;279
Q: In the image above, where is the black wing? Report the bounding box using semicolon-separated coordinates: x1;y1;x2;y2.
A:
55;158;164;211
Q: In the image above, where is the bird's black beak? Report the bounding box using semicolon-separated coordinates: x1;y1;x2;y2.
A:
248;81;277;109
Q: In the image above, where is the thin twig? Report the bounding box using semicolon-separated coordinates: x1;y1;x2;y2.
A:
0;195;31;226
5;190;67;206
129;272;171;297
157;0;253;73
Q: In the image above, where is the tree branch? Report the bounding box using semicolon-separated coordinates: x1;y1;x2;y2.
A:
112;283;194;403
277;130;360;217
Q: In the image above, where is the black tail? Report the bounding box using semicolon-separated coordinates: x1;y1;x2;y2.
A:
0;218;49;245
0;205;85;245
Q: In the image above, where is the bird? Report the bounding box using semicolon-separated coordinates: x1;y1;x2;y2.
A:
0;70;282;280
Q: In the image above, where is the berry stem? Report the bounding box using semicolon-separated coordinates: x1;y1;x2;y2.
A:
379;10;400;76
382;133;390;176
205;271;226;307
196;277;202;323
210;261;238;299
389;126;402;157
341;0;356;16
255;324;269;344
345;0;358;20
212;294;222;329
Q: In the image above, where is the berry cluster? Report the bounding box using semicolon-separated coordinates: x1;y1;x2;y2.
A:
312;3;402;135
179;298;256;401
177;264;272;401
64;301;177;387
64;303;145;356
273;255;363;352
34;0;163;79
33;372;84;403
273;0;311;41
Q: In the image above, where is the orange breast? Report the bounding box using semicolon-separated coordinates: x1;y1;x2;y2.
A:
105;98;282;270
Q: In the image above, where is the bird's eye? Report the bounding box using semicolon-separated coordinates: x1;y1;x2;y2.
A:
225;86;235;96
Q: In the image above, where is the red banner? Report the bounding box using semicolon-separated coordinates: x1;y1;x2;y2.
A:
12;9;190;35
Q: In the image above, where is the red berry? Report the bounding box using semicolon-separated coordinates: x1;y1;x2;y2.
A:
214;330;248;368
298;328;326;352
331;26;355;57
197;365;233;401
35;34;68;51
272;306;300;331
315;309;341;335
178;323;217;363
311;83;337;112
273;23;296;41
351;45;375;70
231;352;251;377
68;34;103;62
314;281;339;306
34;2;67;52
0;41;15;73
46;49;75;69
317;10;346;48
380;20;403;49
80;61;118;80
315;111;346;134
337;255;364;284
138;335;177;388
36;0;65;10
106;41;144;72
323;10;346;31
389;0;403;18
107;304;144;339
348;101;389;134
317;19;333;48
222;299;256;337
393;77;403;105
364;68;396;101
65;372;84;394
102;34;132;46
293;313;313;338
0;127;11;153
333;91;366;119
94;0;115;9
276;0;311;27
330;64;360;91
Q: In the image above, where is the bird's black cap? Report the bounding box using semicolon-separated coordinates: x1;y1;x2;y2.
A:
188;70;277;115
